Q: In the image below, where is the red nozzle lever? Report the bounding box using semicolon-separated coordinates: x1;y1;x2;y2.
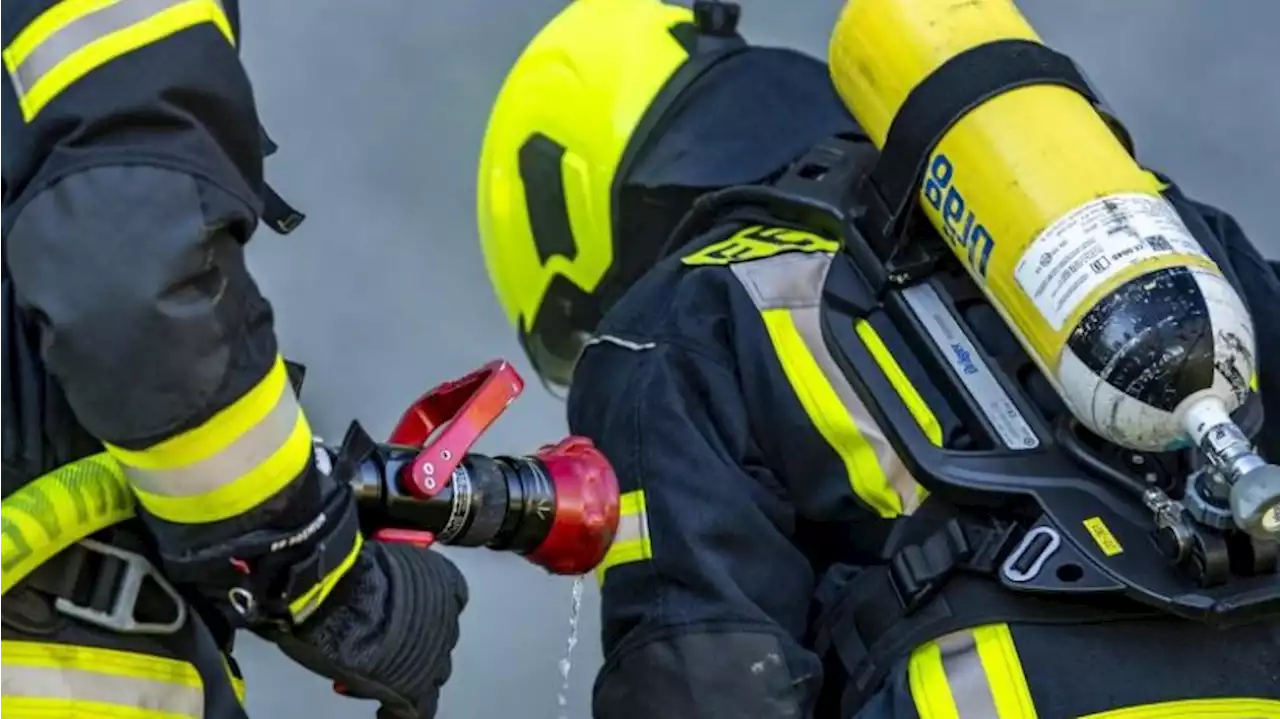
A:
372;360;521;547
386;359;524;499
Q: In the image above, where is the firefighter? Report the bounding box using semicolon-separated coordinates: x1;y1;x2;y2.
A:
2;1;467;717
476;1;1280;716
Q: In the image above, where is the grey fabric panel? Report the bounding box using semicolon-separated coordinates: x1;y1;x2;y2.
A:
5;164;271;446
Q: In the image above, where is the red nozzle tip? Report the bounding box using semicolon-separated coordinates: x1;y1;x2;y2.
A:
525;437;620;576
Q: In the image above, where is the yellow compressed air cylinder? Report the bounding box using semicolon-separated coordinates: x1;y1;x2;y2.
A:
829;0;1257;452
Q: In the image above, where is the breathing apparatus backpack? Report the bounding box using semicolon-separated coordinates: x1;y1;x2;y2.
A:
659;0;1280;713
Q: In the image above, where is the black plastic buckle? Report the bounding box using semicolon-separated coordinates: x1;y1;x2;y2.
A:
888;518;1020;614
888;519;970;614
54;539;187;635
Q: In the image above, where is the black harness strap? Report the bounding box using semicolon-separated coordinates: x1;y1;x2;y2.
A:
859;39;1102;243
812;512;1157;716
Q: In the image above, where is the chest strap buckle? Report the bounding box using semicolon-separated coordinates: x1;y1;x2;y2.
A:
888;516;1020;614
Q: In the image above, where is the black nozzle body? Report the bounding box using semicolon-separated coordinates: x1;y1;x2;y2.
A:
335;421;556;552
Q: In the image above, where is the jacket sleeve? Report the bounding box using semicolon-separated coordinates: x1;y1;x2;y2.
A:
2;0;357;625
568;334;824;718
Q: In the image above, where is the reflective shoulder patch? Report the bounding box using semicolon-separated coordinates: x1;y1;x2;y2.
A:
3;0;235;122
681;224;839;267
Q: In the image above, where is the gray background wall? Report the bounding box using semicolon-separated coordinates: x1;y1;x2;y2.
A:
236;1;1280;716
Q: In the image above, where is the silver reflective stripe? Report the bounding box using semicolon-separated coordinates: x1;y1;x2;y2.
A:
729;251;830;313
729;253;923;514
614;507;650;545
9;0;222;98
936;630;1002;719
584;334;657;353
124;381;302;497
0;663;203;717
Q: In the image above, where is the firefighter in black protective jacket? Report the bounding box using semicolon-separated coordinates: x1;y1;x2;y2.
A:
476;1;1280;717
2;1;467;717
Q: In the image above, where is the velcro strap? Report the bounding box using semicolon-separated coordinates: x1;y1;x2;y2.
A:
861;39;1098;241
270;500;363;620
160;486;362;628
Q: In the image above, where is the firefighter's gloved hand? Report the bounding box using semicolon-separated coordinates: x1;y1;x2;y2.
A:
265;541;468;719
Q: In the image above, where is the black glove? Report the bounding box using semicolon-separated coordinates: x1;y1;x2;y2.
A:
264;541;469;719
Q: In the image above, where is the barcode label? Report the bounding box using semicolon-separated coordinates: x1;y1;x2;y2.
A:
1145;234;1173;253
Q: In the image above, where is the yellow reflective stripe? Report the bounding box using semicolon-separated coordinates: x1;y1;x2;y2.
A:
856;318;938;507
727;252;922;517
221;655;246;703
3;0;234;122
107;355;292;470
681;225;841;266
908;624;1037;719
1;452;135;595
125;381;303;495
1;640;204;718
0;696;199;719
855;319;943;447
762;308;905;518
288;532;364;623
105;356;315;524
907;637;963;719
1081;698;1280;719
595;490;652;585
2;640;204;684
971;625;1037;718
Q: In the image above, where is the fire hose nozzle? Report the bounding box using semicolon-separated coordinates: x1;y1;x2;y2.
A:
344;360;620;575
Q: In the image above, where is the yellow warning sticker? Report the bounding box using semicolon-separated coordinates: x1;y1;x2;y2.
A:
1083;516;1124;557
682;225;838;266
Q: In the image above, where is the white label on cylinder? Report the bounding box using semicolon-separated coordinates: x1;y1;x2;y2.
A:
1014;193;1209;331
